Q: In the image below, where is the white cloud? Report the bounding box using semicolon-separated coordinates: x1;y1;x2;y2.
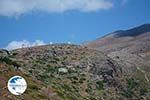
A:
67;41;72;44
49;42;53;44
0;0;113;17
5;40;46;50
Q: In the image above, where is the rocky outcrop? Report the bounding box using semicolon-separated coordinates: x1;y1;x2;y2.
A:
0;49;10;56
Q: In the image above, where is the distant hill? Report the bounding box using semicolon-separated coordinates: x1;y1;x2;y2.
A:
115;24;150;37
85;24;150;94
85;24;150;56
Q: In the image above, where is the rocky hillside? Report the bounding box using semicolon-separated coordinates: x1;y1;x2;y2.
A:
85;24;150;78
0;44;150;100
85;24;150;99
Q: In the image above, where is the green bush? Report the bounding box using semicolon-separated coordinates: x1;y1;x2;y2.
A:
0;56;12;64
72;76;78;80
0;56;20;68
38;74;49;81
122;78;138;98
61;84;72;92
29;84;39;90
126;78;138;89
140;88;148;96
79;77;86;84
12;52;18;56
96;81;104;90
46;65;57;73
122;88;134;98
85;85;93;94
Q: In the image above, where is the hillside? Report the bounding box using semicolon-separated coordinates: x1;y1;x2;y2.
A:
85;24;150;75
0;44;150;100
84;24;150;99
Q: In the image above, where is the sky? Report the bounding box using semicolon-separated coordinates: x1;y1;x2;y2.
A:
0;0;150;50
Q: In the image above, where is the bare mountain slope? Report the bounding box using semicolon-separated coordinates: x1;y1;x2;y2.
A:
85;24;150;70
85;25;150;97
85;24;150;54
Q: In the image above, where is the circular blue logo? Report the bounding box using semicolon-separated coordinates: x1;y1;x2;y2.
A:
7;76;27;95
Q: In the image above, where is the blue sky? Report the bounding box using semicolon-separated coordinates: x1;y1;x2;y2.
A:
0;0;150;49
